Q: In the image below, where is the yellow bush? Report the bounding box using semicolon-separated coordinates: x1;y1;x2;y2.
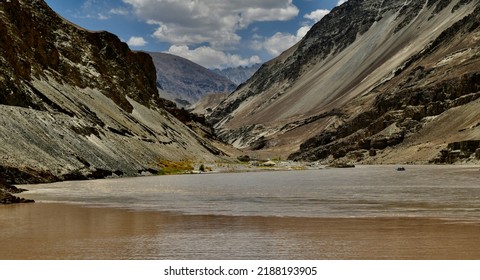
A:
158;160;194;175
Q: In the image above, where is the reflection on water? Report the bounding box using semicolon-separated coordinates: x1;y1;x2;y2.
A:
2;165;480;259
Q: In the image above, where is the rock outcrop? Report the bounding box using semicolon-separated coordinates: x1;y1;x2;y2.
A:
211;0;480;164
0;177;33;204
0;190;34;204
0;0;224;184
433;140;480;163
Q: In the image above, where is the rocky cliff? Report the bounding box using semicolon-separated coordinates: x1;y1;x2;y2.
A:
149;52;236;107
0;0;224;184
211;0;480;164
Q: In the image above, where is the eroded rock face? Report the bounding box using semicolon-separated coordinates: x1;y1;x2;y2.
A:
211;0;480;164
0;0;223;183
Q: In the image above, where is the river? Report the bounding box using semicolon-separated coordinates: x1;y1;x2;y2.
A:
1;165;480;259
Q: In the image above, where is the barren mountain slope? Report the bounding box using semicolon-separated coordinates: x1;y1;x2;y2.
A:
189;93;228;115
294;1;480;164
211;0;480;162
0;0;223;184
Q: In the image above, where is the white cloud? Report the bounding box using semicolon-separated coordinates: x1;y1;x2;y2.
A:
109;8;130;16
252;25;310;57
122;0;299;48
296;25;311;38
127;36;148;47
81;0;97;10
251;6;332;58
152;23;242;48
304;9;330;22
97;13;110;20
262;32;299;56
167;45;261;69
337;0;348;5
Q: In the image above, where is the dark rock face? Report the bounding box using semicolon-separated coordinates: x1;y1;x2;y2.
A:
0;166;57;185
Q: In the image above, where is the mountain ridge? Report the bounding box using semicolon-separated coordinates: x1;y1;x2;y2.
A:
211;0;480;163
0;0;224;184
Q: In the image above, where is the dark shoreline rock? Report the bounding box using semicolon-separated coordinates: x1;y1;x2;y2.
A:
0;165;58;185
0;190;35;204
0;178;35;205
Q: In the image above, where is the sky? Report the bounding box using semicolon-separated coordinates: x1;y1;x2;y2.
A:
44;0;348;69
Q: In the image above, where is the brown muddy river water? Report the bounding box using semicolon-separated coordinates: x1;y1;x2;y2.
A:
2;165;480;259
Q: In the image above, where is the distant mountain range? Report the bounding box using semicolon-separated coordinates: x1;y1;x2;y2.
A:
149;52;236;107
212;64;262;86
149;52;261;108
211;0;480;164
